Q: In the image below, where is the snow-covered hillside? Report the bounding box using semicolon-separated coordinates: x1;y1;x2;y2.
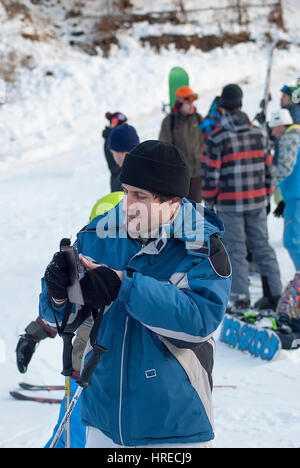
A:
0;0;300;449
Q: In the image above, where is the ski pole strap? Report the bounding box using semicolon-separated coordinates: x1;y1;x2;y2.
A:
48;295;73;337
89;306;105;347
61;332;75;377
76;306;106;386
76;344;107;388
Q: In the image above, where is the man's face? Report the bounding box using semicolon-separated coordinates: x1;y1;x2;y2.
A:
281;93;293;107
179;100;195;116
122;184;180;239
271;125;287;139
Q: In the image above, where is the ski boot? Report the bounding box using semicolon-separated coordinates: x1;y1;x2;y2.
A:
254;295;280;312
275;314;300;350
226;299;251;318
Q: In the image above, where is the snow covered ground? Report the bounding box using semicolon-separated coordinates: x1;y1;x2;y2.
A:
0;38;300;448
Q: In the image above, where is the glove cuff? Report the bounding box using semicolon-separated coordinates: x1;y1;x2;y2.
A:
93;266;122;301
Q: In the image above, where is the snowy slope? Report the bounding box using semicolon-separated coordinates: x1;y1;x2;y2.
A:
0;6;300;449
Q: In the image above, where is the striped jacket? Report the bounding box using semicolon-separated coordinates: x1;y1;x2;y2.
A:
39;199;231;446
202;110;274;212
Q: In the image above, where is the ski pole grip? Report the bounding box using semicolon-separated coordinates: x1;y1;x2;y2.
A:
61;332;74;377
76;344;106;389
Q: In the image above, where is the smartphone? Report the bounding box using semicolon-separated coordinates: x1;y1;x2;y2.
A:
61;245;85;306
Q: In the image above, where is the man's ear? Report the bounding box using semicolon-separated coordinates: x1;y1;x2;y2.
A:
168;197;182;212
175;101;182;111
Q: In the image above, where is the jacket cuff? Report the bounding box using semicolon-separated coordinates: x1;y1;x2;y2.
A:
36;317;57;338
117;268;136;303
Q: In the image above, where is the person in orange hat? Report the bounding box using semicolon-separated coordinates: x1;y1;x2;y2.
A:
159;86;204;203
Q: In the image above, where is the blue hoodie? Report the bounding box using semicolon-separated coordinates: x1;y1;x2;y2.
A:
39;199;231;447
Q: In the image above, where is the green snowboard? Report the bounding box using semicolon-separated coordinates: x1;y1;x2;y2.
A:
169;66;189;110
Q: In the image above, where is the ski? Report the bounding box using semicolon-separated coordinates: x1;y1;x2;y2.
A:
19;382;65;391
254;37;278;126
10;391;62;404
262;37;278;119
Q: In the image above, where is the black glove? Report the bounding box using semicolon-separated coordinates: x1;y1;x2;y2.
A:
44;239;71;300
80;266;121;310
102;126;110;140
255;110;266;125
273;200;285;218
266;201;271;216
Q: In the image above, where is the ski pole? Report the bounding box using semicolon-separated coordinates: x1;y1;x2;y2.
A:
65;377;71;448
49;343;106;449
58;240;85;448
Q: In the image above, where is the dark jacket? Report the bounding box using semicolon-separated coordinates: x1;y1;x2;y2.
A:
202;110;274;212
159;110;203;178
102;126;122;192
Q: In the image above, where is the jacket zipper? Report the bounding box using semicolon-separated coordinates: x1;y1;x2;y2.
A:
118;316;128;445
117;240;157;445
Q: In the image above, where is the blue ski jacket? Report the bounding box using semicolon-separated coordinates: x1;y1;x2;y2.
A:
278;125;300;201
39;198;231;446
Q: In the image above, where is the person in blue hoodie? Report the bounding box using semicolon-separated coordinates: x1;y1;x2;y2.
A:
269;109;300;272
39;140;232;448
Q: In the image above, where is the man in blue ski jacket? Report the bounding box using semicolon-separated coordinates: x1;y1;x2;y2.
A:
39;140;232;448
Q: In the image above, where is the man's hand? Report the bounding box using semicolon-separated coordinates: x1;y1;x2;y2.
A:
44;251;70;301
80;257;124;281
79;257;122;310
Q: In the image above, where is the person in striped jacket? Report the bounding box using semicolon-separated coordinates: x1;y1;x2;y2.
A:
202;84;282;312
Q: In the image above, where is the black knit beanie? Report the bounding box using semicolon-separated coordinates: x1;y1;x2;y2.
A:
120;140;190;198
220;84;243;110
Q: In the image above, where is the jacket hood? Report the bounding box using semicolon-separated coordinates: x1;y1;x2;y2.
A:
220;109;251;133
172;105;197;116
286;123;300;137
284;104;300;126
